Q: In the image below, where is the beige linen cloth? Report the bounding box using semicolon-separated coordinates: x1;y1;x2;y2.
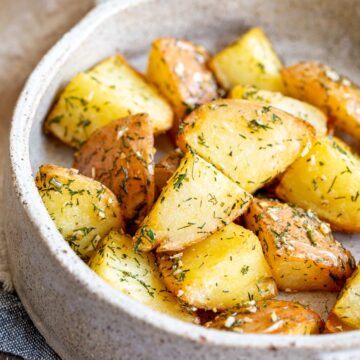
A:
0;0;94;291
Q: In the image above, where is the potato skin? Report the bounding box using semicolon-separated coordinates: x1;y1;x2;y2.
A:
209;27;283;91
177;99;315;193
45;55;173;148
133;151;252;253
230;85;328;136
325;313;355;333
276;136;360;232
282;61;360;139
35;164;123;260
244;198;355;291
205;300;322;335
89;231;197;323
157;223;277;310
147;37;218;137
73;114;155;231
155;149;183;195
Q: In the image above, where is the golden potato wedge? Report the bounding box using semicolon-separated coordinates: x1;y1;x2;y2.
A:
157;223;277;310
329;266;360;329
205;300;322;335
325;313;355;333
73;114;155;230
209;27;283;91
147;37;218;136
45;55;173;148
282;61;360;139
244;198;355;291
133;151;252;252
230;85;328;136
177;99;315;193
89;231;197;322
154;148;183;194
276;137;360;232
35;164;123;260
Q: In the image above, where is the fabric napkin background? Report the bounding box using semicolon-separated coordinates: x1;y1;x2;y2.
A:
0;0;93;358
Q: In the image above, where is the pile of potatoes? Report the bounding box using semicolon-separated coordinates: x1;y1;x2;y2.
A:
36;27;360;335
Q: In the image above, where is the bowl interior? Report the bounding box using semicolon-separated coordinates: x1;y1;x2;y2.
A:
21;0;360;345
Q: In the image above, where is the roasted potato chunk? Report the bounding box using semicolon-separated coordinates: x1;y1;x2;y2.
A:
73;114;155;230
325;313;355;333
155;149;183;194
147;37;218;136
230;85;328;136
276;137;360;232
177;99;314;193
133;151;252;252
157;223;277;309
45;55;173;148
328;266;360;330
35;164;123;260
89;231;197;322
282;61;360;139
205;300;322;335
209;27;283;91
244;198;355;291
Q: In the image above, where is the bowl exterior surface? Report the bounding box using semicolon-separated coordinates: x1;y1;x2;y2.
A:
5;0;360;359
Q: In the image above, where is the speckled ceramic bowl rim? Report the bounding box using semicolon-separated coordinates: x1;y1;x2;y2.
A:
9;0;360;352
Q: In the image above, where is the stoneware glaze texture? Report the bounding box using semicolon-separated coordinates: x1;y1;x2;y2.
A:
4;0;360;359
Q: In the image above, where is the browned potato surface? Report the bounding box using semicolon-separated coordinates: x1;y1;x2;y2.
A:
35;164;123;260
154;149;183;195
177;99;315;193
73;114;155;230
147;37;218;137
244;198;355;291
205;300;322;335
282;61;360;139
325;313;355;333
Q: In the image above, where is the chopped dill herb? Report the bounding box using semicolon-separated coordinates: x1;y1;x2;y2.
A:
173;170;188;190
248;119;272;131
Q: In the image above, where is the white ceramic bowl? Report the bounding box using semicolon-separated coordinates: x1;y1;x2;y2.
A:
5;0;360;359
